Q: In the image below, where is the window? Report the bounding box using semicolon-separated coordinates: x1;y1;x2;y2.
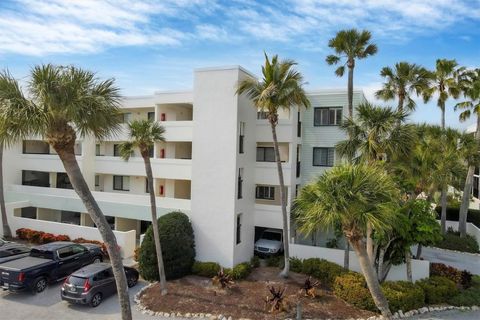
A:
22;140;49;154
256;147;275;162
313;147;335;167
314;107;343;126
256;186;275;200
57;247;75;259
236;214;242;245
56;173;73;189
72;245;86;255
22;170;49;187
95;175;100;187
113;144;120;157
257;111;268;119
149;146;154;158
117;112;132;123
96;144;101;156
237;168;243;199
113;175;130;191
148;112;155;121
239;122;245;154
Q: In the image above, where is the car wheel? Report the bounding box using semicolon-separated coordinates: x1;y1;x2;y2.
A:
93;256;102;264
32;277;47;294
90;292;103;307
127;276;138;288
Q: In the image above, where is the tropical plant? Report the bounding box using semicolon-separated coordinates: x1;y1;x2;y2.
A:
375;62;431;112
326;29;378;117
237;53;310;277
455;68;480;237
301;276;320;298
0;65;132;319
294;164;400;318
119;119;167;295
264;285;288;313
212;268;234;289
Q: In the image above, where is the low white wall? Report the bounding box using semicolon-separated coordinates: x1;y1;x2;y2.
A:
8;215;136;258
443;220;480;247
290;243;430;282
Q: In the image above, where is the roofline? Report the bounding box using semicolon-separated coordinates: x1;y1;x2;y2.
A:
194;65;257;79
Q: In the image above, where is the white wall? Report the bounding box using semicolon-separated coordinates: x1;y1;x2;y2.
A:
291;243;430;282
443;220;480;247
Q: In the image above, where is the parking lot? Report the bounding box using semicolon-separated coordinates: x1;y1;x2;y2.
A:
0;280;164;320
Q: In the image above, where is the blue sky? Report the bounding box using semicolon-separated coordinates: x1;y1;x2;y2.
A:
0;0;479;129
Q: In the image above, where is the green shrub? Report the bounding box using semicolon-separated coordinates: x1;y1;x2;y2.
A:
301;258;347;288
228;262;252;280
430;263;473;289
250;255;260;268
139;211;195;281
382;281;425;312
435;207;480;228
289;257;303;273
417;276;458;304
333;272;376;311
449;276;480;306
191;261;221;278
266;255;284;268
436;229;479;253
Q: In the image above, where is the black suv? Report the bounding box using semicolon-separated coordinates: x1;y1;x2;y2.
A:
61;263;139;307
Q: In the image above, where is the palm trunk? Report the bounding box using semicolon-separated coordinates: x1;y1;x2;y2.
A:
405;249;412;282
441;101;446;129
377;247;386;281
343;242;350;269
366;222;374;265
270;118;290;278
440;186;448;234
459;115;480;237
416;244;423;259
347;66;354;118
0;142;12;238
56;148;132;320
350;240;392;318
397;94;404;113
143;154;167;295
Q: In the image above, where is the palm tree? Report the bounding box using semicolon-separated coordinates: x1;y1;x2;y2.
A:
326;29;377;117
455;68;480;237
119;119;167;294
0;65;132;320
294;164;398;318
237;53;310;277
423;59;464;129
375;62;431;112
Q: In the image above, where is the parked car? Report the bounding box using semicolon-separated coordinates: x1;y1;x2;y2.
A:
0;242;103;293
254;228;284;256
61;263;139;307
0;241;31;265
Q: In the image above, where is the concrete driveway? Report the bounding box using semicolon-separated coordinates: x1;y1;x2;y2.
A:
408;309;480;319
418;246;480;274
0;280;172;320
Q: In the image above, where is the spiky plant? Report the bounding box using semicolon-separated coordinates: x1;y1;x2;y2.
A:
264;285;288;313
301;276;320;298
212;268;234;289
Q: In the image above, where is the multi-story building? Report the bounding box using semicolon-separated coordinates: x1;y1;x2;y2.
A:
2;66;366;267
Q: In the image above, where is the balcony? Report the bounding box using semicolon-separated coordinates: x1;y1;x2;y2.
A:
162;121;193;141
6;184;191;222
18;154;82;173
256;119;295;142
95;156;192;180
255;162;292;185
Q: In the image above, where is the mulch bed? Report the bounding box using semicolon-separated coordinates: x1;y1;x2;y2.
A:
139;267;376;319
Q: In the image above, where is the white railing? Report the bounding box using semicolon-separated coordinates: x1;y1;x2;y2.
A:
255;162;293;185
290;243;430;282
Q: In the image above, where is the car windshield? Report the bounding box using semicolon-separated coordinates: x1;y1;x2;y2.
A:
30;249;54;259
67;276;87;286
261;231;281;241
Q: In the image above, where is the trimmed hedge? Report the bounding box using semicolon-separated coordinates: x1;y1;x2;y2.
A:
430;263;473;289
435;207;480;228
229;262;252;280
192;261;221;278
301;258;347;288
138;211;195;281
417;276;458;304
333;273;425;313
436;229;479;254
449;275;480;306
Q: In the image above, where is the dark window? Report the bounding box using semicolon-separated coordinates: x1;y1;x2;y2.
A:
57;247;75;259
256;147;275;162
314;107;343;126
148;112;155;121
297;111;302;137
237;168;243;199
56;173;73;189
68;276;88;286
22;170;49;187
256;186;275;200
257;111;268;119
113;144;120;157
295;184;300;197
113;175;130;191
72;245;86;255
149;147;154;158
313;147;335;167
30;249;54;259
239;122;245;154
96;144;101;156
21;207;37;219
95;175;100;187
145;178;150;193
236;214;242;245
22;140;50;154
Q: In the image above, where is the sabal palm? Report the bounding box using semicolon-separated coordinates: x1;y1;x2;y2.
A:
119;119;167;294
375;62;431;112
326;29;377;117
455;68;480;237
0;65;132;320
294;164;398;318
237;53;310;277
423;59;464;129
336;102;415;164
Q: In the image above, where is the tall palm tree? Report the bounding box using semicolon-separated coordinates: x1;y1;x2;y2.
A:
0;65;132;320
119;119;167;294
294;164;398;318
375;62;431;112
326;29;377;117
237;53;310;277
423;59;464;129
455;68;480;237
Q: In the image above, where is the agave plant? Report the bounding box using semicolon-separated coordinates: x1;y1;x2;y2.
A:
264;285;288;313
212;268;234;289
301;276;320;298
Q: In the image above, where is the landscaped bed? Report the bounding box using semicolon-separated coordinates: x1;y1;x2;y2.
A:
138;267;376;319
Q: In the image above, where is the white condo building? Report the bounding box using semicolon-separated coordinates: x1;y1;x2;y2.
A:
1;66;367;268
